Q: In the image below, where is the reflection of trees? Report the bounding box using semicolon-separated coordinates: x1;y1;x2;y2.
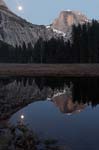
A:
73;78;99;107
37;76;99;108
0;77;99;119
51;77;99;113
0;79;53;119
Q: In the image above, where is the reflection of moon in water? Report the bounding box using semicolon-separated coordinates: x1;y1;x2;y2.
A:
21;115;24;119
17;6;23;11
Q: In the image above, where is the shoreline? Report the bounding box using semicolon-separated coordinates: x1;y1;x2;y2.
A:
0;63;99;77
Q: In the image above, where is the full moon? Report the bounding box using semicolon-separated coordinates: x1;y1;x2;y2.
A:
18;6;23;11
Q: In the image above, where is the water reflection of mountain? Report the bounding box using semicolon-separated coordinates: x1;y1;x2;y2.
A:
33;77;99;107
52;94;86;114
0;77;99;107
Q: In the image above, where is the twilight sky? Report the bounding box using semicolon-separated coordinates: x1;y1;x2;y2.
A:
5;0;99;25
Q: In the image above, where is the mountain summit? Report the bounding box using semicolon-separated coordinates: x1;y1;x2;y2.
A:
0;0;8;9
0;1;90;47
0;0;59;47
51;10;89;33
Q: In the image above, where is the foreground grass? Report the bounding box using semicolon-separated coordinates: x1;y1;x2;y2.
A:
0;63;99;77
0;123;68;150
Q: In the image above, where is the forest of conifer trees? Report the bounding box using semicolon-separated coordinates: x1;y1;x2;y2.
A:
0;20;99;63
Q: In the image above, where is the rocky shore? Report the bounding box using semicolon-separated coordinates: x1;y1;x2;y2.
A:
0;122;70;150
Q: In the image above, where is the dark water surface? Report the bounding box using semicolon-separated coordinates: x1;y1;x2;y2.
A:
9;77;99;150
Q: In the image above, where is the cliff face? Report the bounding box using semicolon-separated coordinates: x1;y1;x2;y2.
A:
0;1;90;47
51;10;89;33
0;0;62;47
0;7;59;47
0;0;8;9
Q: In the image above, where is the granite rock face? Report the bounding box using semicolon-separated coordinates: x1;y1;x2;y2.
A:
0;1;90;47
0;1;63;47
0;7;58;47
51;10;89;33
0;0;8;9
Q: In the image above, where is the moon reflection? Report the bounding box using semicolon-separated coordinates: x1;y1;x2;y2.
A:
20;115;24;119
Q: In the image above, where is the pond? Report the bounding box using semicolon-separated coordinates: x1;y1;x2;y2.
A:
8;77;99;150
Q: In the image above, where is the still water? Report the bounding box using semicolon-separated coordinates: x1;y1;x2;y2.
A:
9;77;99;150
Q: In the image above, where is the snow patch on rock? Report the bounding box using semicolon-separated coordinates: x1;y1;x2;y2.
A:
52;28;66;37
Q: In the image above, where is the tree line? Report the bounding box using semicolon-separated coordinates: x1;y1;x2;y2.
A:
0;19;99;63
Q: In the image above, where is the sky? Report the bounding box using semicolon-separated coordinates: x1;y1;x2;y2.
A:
5;0;99;25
